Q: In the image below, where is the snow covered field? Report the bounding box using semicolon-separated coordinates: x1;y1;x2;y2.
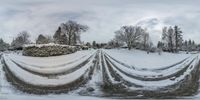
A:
1;49;200;99
104;49;193;69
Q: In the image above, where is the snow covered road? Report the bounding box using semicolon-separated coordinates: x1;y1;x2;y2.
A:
1;49;200;99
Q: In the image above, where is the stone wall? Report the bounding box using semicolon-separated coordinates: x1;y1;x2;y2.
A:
22;44;78;57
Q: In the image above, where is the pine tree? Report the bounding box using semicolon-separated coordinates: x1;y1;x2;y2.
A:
0;38;9;51
184;40;188;51
141;32;150;50
36;34;49;44
188;39;192;51
174;25;183;52
161;26;184;52
157;41;163;49
192;40;196;51
53;27;68;44
162;26;174;52
85;42;91;47
92;41;96;48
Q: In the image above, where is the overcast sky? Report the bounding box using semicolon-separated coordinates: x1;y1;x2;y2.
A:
0;0;200;44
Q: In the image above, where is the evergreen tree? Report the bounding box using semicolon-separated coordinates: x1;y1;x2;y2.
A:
188;39;192;51
157;41;164;49
85;42;91;47
192;40;196;50
36;34;49;44
53;27;68;44
162;26;174;52
141;32;150;50
162;26;183;52
92;41;96;48
174;25;183;52
0;38;9;51
183;40;188;51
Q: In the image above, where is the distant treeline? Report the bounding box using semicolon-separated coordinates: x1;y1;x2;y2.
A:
107;25;200;52
1;20;200;52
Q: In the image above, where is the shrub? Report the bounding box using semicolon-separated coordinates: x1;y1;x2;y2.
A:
23;43;78;57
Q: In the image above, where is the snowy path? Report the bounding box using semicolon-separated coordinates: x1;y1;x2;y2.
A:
1;49;200;99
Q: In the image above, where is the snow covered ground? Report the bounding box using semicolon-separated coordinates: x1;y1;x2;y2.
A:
103;49;193;69
1;49;200;99
0;94;110;100
3;49;97;86
8;50;96;67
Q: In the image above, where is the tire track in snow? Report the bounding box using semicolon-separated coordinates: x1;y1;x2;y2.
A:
105;53;196;81
102;50;200;98
71;50;105;96
104;51;190;71
1;51;98;94
10;54;89;69
2;50;200;98
10;54;94;77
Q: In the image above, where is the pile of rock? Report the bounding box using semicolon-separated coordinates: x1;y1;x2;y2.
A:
23;43;78;57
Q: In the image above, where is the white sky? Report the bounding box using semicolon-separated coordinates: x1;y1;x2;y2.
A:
0;0;200;44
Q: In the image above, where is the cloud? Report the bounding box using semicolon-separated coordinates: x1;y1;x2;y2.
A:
0;0;200;45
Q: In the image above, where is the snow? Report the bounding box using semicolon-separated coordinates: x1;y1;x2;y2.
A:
6;50;96;74
70;51;104;96
102;49;200;88
106;55;199;88
8;50;96;67
0;94;111;100
1;55;18;95
105;52;197;77
2;50;97;86
1;49;200;99
101;51;117;83
103;49;193;69
23;43;76;48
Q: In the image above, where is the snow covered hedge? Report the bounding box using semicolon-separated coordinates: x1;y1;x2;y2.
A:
22;43;78;57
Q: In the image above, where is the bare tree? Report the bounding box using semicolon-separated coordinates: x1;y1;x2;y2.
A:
11;31;30;49
114;26;144;50
107;39;124;48
73;23;88;45
55;20;88;45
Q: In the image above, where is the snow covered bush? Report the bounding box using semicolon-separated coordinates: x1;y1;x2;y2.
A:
22;43;78;57
0;38;9;51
